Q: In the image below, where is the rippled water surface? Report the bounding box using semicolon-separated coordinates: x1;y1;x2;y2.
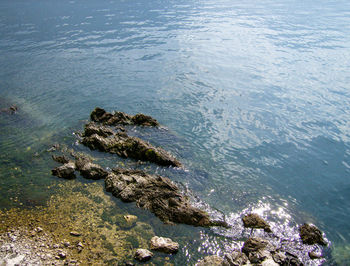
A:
1;0;350;264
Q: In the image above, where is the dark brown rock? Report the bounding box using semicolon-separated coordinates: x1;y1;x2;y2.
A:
299;224;326;245
105;168;221;227
242;213;271;233
52;155;70;164
90;107;159;127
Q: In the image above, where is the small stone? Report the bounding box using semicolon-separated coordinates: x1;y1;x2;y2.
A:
70;231;81;237
76;242;84;248
64;241;70;247
134;248;153;262
58;252;66;259
309;251;322;259
36;227;43;233
150;236;179;254
123;215;138;227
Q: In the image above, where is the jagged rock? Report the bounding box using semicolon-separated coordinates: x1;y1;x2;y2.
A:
196;255;224;266
77;161;108;180
272;251;287;264
90;107;159;127
223;250;249;266
51;162;76;179
52;155;70;164
105;168;223;227
149;236;179;254
242;213;271;233
82;124;181;167
299;224;326;245
83;122;114;138
134;248;153;262
242;237;275;264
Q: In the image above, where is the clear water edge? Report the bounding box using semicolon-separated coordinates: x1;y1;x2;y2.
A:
1;0;350;264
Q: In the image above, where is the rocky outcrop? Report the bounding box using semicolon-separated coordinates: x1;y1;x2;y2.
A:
149;236;179;254
299;223;326;245
134;248;153;262
82;122;181;167
105;168;226;227
242;213;271;233
90;107;159;127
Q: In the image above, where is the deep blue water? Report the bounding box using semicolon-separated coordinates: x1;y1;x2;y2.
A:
1;0;350;264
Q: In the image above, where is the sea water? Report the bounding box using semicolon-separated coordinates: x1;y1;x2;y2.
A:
1;0;350;264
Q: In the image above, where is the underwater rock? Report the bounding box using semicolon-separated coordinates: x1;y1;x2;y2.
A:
242;213;271;233
134;248;153;262
223;250;249;266
299;223;326;245
0;104;18;114
196;255;224;266
51;162;76;179
149;236;179;254
90;107;159;127
82;122;181;167
105;168;223;227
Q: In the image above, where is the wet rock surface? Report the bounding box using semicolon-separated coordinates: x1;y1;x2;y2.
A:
105;168;225;227
149;236;179;254
82;122;181;167
242;213;271;233
299;223;327;245
90;107;159;127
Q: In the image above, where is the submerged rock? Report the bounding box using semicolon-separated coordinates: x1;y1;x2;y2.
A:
299;223;327;245
90;107;159;127
82;122;181;167
149;236;179;254
51;162;76;179
105;168;223;227
0;104;18;115
242;213;271;233
134;248;153;262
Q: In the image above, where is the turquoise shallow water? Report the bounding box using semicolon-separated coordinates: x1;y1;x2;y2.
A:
1;0;350;264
